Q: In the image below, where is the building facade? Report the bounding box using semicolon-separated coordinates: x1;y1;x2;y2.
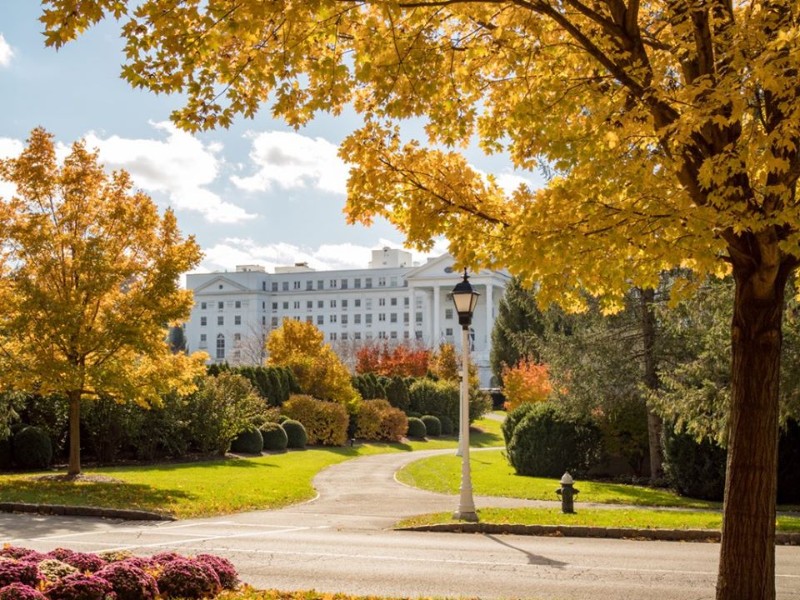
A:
184;249;510;386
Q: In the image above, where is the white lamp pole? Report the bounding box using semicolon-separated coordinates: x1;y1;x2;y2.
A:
451;269;479;522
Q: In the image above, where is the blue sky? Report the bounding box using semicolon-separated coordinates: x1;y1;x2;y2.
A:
0;3;538;274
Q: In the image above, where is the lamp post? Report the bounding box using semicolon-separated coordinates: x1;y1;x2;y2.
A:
451;269;479;522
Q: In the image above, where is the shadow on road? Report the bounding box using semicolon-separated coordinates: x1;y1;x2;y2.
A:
484;533;568;568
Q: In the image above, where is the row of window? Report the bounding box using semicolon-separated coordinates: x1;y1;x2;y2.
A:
271;297;412;311
268;276;400;293
200;300;242;310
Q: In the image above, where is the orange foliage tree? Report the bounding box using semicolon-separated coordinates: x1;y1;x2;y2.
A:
502;361;553;412
355;342;430;377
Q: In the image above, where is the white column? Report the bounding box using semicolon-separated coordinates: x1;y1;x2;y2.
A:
485;283;493;352
407;285;416;340
433;285;441;349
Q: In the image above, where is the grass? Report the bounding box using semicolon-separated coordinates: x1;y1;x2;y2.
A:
396;449;721;509
217;589;473;600
397;507;800;533
0;416;503;519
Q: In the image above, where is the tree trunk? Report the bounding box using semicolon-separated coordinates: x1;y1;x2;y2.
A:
639;287;664;483
716;266;788;600
67;391;82;476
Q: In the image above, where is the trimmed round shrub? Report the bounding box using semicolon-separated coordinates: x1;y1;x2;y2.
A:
44;572;114;600
37;559;78;583
502;402;538;446
260;423;288;451
0;559;39;588
62;552;106;573
276;414;289;424
230;428;264;454
282;419;307;449
47;549;75;562
282;395;349;446
156;556;221;599
96;561;158;600
507;403;602;478
662;426;726;501
439;415;454;436
12;426;52;470
150;552;182;567
195;554;238;590
0;583;46;600
421;415;442;437
406;417;427;439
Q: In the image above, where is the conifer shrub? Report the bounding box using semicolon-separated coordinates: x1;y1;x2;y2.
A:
230;428;264;454
281;419;307;449
406;417;427;439
260;422;288;452
385;376;410;412
12;426;52;470
421;415;442;437
507;403;601;477
95;562;158;600
282;395;348;446
0;583;46;600
501;402;538;446
662;426;726;501
438;415;454;436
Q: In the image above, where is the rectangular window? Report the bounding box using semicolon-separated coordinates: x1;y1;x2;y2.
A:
235;300;241;309
404;312;410;324
366;314;373;325
317;315;324;325
390;297;397;306
307;301;313;310
354;332;362;340
378;277;386;286
342;332;348;340
341;279;348;289
378;313;386;322
318;300;324;308
200;302;207;310
306;280;313;290
379;298;386;307
218;301;224;310
390;313;397;323
330;315;338;323
306;316;313;323
446;328;453;336
445;308;454;320
403;331;410;339
216;336;225;360
262;301;266;310
234;333;241;341
272;282;278;291
341;314;348;325
330;299;337;308
282;281;289;291
365;299;373;310
293;301;300;309
294;281;301;289
366;332;373;340
200;316;207;326
234;315;241;325
390;331;398;339
404;297;410;307
416;312;423;323
354;299;361;308
354;314;361;324
342;299;348;309
330;279;338;288
365;277;372;288
217;316;224;326
271;317;279;327
272;302;278;311
378;331;387;339
330;332;337;341
354;278;361;289
200;334;207;342
262;282;267;291
390;277;398;287
318;280;324;290
262;315;267;326
283;301;289;309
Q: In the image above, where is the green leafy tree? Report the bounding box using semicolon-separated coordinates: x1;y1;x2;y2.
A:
40;2;800;595
0;128;205;475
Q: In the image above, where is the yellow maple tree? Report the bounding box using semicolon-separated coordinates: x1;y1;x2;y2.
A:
38;1;800;596
0;128;206;476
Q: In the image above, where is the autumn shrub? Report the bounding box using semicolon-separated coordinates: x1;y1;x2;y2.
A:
281;420;307;449
355;399;408;442
507;403;602;477
12;426;52;470
0;547;39;560
439;415;454;436
37;559;77;583
230;428;264;455
195;554;238;590
61;552;106;573
354;400;382;440
0;583;46;600
377;406;409;442
501;361;553;412
260;422;288;452
156;556;221;599
0;559;39;588
95;562;158;600
44;572;114;600
662;426;726;501
282;395;348;446
421;415;441;437
406;417;427;439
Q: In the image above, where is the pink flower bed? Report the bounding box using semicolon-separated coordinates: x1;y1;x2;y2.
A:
0;545;239;599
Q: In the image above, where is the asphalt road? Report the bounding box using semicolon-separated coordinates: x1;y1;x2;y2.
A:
2;449;800;599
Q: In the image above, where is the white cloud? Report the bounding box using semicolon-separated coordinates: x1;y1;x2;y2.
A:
495;172;536;195
85;122;256;224
0;34;14;68
231;131;349;195
0;137;24;200
200;238;443;273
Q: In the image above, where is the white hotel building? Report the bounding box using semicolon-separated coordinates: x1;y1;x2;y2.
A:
184;249;510;386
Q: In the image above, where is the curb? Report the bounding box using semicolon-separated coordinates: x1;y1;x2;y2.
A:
0;502;174;521
400;522;800;545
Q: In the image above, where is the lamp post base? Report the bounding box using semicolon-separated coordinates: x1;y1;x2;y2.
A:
452;509;478;522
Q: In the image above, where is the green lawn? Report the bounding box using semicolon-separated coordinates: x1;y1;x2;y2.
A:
0;416;503;519
398;507;800;533
396;449;720;509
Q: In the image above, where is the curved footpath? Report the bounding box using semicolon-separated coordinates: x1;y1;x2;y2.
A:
3;446;798;544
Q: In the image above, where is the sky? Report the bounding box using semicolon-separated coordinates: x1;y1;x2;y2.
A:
0;3;539;275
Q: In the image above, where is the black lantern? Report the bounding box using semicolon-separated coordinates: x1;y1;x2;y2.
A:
451;269;480;329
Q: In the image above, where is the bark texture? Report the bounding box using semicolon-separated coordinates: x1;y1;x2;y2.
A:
639;287;664;483
716;264;789;600
67;391;82;476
